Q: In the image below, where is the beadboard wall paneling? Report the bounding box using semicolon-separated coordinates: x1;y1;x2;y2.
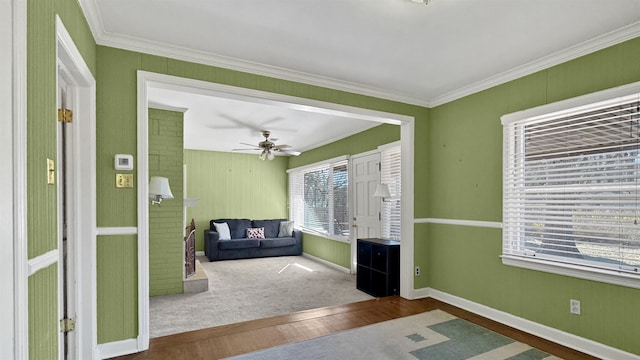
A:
97;235;138;344
148;109;184;296
184;150;288;251
301;234;351;269
28;264;58;359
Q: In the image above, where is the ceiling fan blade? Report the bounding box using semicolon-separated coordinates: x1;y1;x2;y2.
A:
232;148;261;151
280;149;301;156
218;113;263;132
273;144;291;149
239;142;260;148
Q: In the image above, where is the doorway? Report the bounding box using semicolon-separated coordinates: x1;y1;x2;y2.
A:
137;71;415;351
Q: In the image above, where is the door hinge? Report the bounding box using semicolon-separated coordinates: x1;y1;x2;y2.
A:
60;318;75;333
57;108;73;123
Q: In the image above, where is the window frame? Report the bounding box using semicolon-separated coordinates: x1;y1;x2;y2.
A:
501;81;640;289
288;155;351;242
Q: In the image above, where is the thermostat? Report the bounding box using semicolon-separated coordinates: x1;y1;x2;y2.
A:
114;154;134;171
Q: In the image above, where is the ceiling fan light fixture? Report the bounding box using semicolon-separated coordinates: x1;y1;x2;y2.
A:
259;150;267;160
267;152;275;161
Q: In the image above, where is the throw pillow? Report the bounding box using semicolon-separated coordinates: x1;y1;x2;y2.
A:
278;221;295;237
213;222;231;240
246;227;265;239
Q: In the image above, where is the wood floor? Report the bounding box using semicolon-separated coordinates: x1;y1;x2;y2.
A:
114;296;598;360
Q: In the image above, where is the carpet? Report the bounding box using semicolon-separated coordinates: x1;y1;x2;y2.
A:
149;255;373;338
224;310;562;360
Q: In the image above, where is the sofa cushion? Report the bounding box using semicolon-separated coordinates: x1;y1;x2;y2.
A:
212;222;231;240
212;218;251;239
260;237;296;248
278;221;295;237
218;239;260;250
246;227;265;239
252;219;286;239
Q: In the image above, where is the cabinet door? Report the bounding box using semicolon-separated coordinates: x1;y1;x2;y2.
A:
371;244;388;272
356;266;371;294
357;241;372;267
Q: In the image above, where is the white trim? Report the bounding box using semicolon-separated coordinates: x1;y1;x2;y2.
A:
502;255;640;290
137;72;415;356
95;338;139;360
414;217;503;229
12;0;28;358
299;229;350;244
96;227;138;236
196;251;205;257
148;102;188;113
302;252;351;273
427;288;640;360
56;15;98;360
399;120;414;299
27;250;59;276
286;155;350;173
430;21;640;107
77;0;640;108
137;72;151;351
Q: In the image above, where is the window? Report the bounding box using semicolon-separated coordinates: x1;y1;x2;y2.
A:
289;157;349;240
502;87;640;287
380;143;401;240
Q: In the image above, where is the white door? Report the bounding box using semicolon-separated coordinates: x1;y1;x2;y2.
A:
350;153;381;271
58;68;76;360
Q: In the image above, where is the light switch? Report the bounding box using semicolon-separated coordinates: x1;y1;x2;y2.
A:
116;174;134;188
47;159;55;185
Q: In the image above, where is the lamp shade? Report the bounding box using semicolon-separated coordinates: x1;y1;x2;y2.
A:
149;176;174;199
372;183;391;198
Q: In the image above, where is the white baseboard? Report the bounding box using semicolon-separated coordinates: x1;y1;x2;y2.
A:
423;287;639;360
196;251;205;257
302;252;351;273
96;338;140;359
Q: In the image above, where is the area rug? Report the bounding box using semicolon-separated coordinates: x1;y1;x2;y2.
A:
149;255;373;337
224;309;562;360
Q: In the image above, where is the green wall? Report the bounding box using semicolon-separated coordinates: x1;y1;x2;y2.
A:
149;109;184;296
27;0;96;358
423;37;640;355
184;150;289;251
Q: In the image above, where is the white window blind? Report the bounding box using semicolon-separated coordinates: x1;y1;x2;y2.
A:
289;159;349;240
381;145;401;240
503;93;640;279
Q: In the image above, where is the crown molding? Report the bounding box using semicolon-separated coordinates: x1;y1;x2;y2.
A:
79;0;640;109
429;20;640;107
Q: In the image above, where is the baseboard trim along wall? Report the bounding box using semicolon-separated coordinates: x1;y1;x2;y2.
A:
96;337;139;359
302;252;351;273
414;287;638;360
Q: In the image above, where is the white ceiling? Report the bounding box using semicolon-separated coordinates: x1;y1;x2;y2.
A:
80;0;640;154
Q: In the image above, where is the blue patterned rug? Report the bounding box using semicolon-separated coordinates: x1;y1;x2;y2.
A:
224;310;562;360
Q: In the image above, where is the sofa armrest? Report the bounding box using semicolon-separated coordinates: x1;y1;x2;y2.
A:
292;230;303;254
204;230;220;261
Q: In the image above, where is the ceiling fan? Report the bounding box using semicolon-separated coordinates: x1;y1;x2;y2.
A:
233;130;301;160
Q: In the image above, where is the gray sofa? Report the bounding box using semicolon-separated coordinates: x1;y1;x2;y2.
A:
204;218;302;261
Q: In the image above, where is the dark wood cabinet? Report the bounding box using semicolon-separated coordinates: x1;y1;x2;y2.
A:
356;238;400;297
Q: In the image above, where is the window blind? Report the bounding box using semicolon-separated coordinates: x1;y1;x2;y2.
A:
503;94;640;276
381;145;401;240
289;159;349;240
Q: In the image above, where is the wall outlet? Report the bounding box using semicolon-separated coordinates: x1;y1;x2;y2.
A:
415;266;421;277
570;299;581;315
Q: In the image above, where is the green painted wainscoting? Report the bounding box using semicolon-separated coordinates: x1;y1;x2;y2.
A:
27;0;97;358
422;36;640;355
149;109;184;296
184;149;288;251
97;235;138;344
28;264;58;360
302;235;351;269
